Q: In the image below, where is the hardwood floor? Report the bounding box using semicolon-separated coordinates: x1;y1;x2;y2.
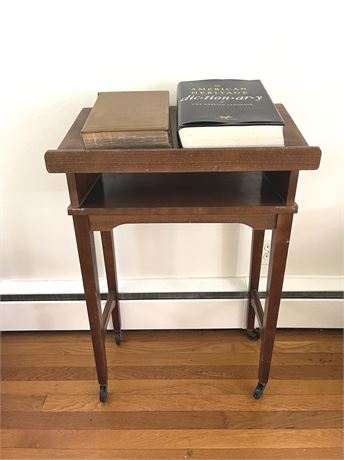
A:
1;329;343;459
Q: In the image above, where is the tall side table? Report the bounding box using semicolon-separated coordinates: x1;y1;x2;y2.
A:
45;104;321;402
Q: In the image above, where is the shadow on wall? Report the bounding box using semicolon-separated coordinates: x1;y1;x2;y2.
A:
113;223;249;279
286;206;342;276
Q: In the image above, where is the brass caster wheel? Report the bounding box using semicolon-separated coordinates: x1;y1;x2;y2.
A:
253;383;265;400
247;328;261;341
99;384;108;402
115;330;121;346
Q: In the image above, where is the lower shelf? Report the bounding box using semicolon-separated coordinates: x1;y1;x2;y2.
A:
68;172;298;230
88;171;283;207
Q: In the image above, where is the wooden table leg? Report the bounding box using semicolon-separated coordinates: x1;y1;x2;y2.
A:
247;229;265;340
73;215;108;402
101;230;122;345
254;214;293;399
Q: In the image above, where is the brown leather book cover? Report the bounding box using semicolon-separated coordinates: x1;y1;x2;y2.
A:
81;91;171;148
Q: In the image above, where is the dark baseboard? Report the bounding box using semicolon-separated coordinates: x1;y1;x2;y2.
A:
1;291;343;302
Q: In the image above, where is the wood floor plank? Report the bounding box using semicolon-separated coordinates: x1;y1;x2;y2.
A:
2;410;342;430
42;394;343;412
274;340;343;353
3;336;342;354
3;351;342;367
1;395;46;411
2;447;343;459
2;379;342;395
1;410;225;430
2;364;342;380
2;428;343;449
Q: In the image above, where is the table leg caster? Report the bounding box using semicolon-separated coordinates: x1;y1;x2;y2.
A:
115;330;121;346
253;383;265;400
99;384;108;402
247;328;260;341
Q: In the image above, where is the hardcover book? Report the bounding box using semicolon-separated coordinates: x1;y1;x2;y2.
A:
177;79;284;148
81;91;171;149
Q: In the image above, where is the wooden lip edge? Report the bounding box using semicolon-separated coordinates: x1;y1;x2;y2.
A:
46;145;322;155
67;205;298;216
275;103;309;147
45;147;321;174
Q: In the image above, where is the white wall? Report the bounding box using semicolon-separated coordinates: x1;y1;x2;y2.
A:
1;1;343;329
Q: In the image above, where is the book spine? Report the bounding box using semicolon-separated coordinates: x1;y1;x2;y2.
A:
82;132;171;149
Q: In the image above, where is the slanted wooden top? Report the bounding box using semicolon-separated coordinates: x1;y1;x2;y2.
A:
45;104;321;173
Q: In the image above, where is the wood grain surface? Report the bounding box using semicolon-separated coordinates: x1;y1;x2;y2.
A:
1;329;343;459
